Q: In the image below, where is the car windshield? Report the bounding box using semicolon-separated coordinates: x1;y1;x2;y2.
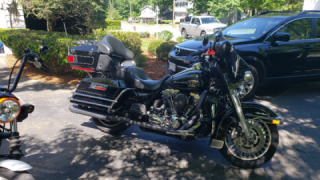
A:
201;17;220;24
222;17;286;39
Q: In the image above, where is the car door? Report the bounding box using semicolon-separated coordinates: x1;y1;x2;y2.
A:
266;17;319;77
189;18;200;36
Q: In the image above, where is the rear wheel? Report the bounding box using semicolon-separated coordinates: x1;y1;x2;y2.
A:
181;29;188;38
92;118;129;135
219;115;279;168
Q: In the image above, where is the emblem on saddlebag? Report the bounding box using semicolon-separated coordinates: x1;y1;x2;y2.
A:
90;83;108;91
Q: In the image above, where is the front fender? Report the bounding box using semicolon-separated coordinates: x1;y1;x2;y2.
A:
213;101;282;140
0;159;32;172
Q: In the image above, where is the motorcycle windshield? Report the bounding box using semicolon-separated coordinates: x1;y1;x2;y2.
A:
227;50;250;83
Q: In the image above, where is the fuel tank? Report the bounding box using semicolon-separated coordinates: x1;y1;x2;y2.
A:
163;70;205;92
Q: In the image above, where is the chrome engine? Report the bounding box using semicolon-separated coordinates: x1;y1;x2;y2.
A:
150;89;199;129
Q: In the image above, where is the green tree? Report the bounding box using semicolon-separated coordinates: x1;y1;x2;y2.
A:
23;0;106;32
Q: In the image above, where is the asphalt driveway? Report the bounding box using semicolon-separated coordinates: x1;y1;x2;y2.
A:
0;55;319;179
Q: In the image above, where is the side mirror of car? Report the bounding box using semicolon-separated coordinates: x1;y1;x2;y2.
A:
271;32;290;46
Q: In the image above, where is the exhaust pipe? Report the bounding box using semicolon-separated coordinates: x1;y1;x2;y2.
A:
69;105;170;133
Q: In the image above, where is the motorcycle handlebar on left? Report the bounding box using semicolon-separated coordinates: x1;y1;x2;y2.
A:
7;46;51;93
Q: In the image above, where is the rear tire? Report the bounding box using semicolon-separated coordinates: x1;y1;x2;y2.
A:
92;118;129;135
181;29;188;38
219;115;279;168
200;31;206;36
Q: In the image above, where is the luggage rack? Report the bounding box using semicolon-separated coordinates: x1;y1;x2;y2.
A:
70;88;134;113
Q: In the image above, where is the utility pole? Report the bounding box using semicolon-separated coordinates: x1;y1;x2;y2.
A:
172;0;175;28
130;0;132;18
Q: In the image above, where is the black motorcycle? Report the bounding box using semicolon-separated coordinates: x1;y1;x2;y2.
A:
69;35;283;168
0;46;49;179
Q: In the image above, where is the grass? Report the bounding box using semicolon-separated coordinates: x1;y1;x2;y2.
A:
141;38;154;52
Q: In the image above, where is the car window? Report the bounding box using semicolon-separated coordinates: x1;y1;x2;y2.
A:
277;18;312;40
222;17;285;39
192;18;200;24
317;18;320;38
201;17;220;24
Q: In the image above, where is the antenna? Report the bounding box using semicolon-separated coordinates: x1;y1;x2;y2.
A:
63;21;70;53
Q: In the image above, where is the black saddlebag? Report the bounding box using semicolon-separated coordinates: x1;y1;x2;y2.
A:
70;78;129;111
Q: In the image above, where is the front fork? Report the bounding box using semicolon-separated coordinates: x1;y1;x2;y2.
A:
9;120;23;159
229;90;252;138
223;73;252;139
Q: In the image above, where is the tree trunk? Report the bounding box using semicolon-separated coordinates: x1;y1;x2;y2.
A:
46;18;55;31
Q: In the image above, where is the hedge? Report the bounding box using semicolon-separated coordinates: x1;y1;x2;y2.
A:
0;29;142;76
0;28;93;75
148;40;176;60
159;30;173;41
106;20;121;30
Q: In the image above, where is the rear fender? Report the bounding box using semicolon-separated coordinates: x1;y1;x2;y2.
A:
213;102;282;140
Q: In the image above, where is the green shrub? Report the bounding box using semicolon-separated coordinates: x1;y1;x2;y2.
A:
156;41;177;60
159;20;172;24
139;32;150;38
108;31;141;56
176;36;186;43
147;39;164;57
159;30;173;41
135;54;147;67
105;20;121;30
0;28;92;75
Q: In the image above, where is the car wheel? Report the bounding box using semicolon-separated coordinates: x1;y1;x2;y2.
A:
181;29;188;38
200;31;206;36
241;65;259;100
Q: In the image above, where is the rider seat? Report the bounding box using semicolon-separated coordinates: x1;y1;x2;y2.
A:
114;66;170;91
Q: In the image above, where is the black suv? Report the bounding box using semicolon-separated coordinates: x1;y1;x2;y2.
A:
168;11;320;99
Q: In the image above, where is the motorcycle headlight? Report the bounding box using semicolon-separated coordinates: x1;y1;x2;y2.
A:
0;98;21;123
244;71;253;82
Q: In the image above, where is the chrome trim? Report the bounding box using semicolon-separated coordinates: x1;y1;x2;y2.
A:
108;88;134;113
175;45;198;52
72;92;116;103
70;98;111;108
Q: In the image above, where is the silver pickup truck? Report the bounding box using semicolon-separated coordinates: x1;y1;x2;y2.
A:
179;16;227;37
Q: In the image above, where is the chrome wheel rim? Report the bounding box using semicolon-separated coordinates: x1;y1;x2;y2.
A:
225;119;272;160
242;73;255;96
97;119;121;127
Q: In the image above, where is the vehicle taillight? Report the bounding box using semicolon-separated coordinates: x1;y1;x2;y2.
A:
68;55;74;63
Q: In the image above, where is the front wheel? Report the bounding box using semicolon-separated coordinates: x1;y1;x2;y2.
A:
219;116;279;168
0;168;35;180
92;118;129;135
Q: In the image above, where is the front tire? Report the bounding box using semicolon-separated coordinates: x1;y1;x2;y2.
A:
92;118;129;135
0;168;35;180
219;115;279;168
200;31;206;36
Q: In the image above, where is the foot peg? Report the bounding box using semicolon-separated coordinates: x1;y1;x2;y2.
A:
210;139;224;149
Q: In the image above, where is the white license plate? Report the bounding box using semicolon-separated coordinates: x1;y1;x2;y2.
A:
169;61;176;72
